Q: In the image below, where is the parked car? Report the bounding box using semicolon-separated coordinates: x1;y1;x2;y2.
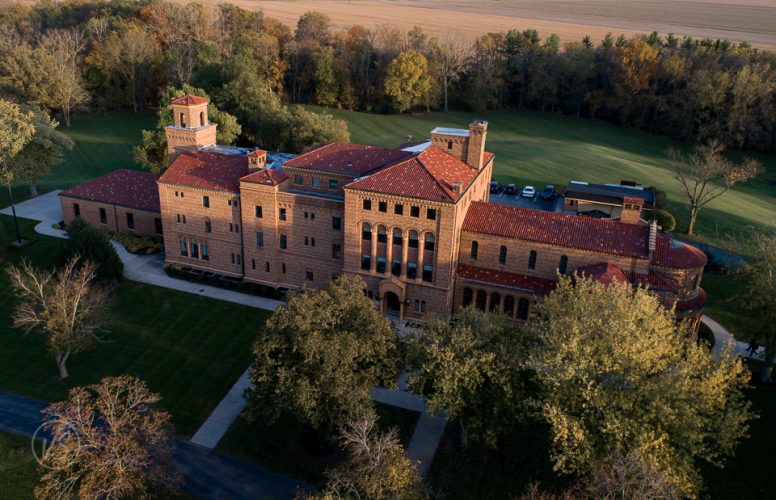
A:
505;183;517;195
540;185;556;199
490;181;501;194
521;185;536;198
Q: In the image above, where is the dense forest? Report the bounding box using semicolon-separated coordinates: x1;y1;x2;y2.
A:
1;0;775;154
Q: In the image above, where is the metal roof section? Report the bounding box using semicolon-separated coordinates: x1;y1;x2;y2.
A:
401;140;432;153
566;180;656;205
430;127;470;137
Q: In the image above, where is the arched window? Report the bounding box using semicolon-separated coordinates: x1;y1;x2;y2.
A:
409;231;419;249
504;295;515;317
559;255;568;275
475;290;487;311
528;250;537;270
377;226;387;243
470;241;478;260
393;228;403;246
499;245;507;265
200;111;205;126
463;287;473;307
424;233;435;252
517;298;529;320
362;223;372;241
489;293;501;312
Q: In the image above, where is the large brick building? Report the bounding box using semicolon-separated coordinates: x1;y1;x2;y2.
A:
60;95;707;331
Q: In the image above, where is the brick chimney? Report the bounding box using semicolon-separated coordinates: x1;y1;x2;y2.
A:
620;196;644;224
466;120;488;170
247;149;267;171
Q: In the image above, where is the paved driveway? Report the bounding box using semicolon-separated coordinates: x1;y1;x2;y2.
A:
0;190;67;238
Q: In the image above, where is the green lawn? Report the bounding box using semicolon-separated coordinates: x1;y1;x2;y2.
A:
308;106;776;253
700;271;758;341
217;402;421;486
0;216;269;438
0;432;38;499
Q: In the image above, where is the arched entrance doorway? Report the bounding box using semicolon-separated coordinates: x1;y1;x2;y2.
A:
384;291;401;316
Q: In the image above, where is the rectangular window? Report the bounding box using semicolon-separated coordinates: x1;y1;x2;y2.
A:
415;300;420;312
361;254;371;271
407;263;417;280
255;205;263;218
155;218;163;235
205;220;211;233
180;240;188;256
410;205;420;218
282;263;286;274
306;270;314;281
422;265;433;282
201;242;209;261
279;208;286;221
332;244;342;259
126;212;134;229
236;254;241;265
332;217;342;230
191;242;199;259
391;260;401;276
73;203;80;217
251;259;255;270
231;253;235;264
235;224;239;234
312;177;321;187
182;215;186;224
394;203;403;215
378;201;387;213
265;261;270;272
363;199;371;210
376;258;386;273
295;175;303;185
279;234;287;249
329;179;338;189
256;231;264;247
229;223;233;232
427;208;437;220
99;208;107;224
377;230;387;244
177;214;180;223
203;196;210;208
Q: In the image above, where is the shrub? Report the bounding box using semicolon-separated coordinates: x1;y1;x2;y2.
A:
110;232;163;255
647;208;676;232
649;187;668;209
61;219;123;282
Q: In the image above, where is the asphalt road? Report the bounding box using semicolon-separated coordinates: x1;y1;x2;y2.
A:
0;392;310;499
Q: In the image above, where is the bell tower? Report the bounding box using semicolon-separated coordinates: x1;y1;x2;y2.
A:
164;94;217;161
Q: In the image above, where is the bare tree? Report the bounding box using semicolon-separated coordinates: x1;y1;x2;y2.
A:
668;140;761;235
40;28;88;127
36;375;179;499
7;257;113;379
430;36;471;113
312;411;428;499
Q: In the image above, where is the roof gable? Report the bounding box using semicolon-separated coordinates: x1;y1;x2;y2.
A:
240;168;288;186
159;151;248;193
171;94;208;106
60;169;160;212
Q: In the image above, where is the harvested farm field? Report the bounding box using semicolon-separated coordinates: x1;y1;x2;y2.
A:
184;0;776;50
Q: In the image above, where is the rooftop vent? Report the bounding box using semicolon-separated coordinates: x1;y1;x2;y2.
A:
451;180;464;195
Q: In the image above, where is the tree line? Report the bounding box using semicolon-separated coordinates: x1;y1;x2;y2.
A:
1;0;775;154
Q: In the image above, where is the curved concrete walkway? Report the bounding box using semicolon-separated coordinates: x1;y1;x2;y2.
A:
702;314;767;362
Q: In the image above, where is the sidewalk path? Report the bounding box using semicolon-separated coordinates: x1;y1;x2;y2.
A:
0;391;310;499
191;367;252;448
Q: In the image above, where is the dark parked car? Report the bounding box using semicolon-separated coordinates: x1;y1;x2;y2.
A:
540;185;556;199
490;181;501;194
505;183;517;195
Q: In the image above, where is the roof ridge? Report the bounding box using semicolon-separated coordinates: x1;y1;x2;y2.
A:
414;150;456;202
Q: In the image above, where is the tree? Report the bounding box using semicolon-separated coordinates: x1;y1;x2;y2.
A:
668;140;762;235
430;36;470;113
283;105;350;152
246;275;401;435
61;218;124;282
7;257;113;379
312;411;428;499
133;85;241;173
384;51;433;112
313;45;338;106
738;231;776;381
36;375;178;498
39;28;89;126
529;276;753;496
0;99;36;243
407;306;529;447
8;105;73;197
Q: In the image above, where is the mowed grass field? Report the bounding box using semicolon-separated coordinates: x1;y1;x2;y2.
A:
308;106;776;253
207;0;776;50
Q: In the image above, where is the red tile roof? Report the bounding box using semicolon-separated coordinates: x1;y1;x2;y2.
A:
652;236;707;269
283;143;414;176
59;169;160;212
456;264;556;294
627;271;680;292
463;202;651;258
240;168;288;186
158;151;247;193
347;146;485;202
674;287;707;311
576;262;630;286
171;94;208;106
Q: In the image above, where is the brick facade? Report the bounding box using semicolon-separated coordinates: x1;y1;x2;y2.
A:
60;196;162;237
